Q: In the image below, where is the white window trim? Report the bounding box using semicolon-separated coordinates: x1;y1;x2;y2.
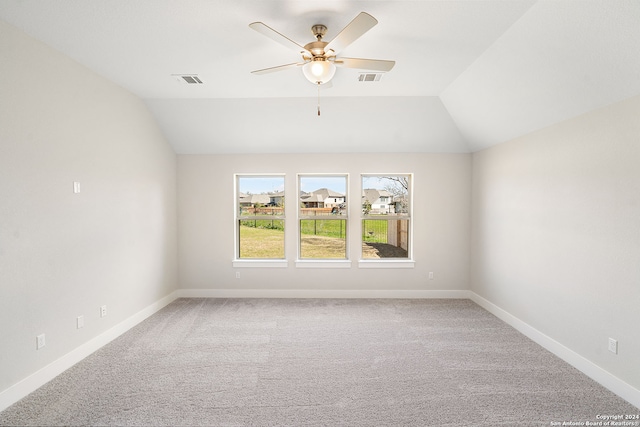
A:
295;260;352;269
358;259;415;269
233;260;289;268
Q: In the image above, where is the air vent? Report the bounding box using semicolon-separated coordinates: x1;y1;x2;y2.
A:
173;74;203;84
358;73;383;82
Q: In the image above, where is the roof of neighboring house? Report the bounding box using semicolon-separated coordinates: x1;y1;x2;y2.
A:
238;194;271;205
308;188;345;200
362;189;392;203
300;194;324;203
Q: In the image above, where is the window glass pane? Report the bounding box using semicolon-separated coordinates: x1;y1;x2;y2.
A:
300;219;347;259
362;219;410;259
299;175;348;259
299;176;347;217
362;175;410;216
239;219;285;258
238;176;285;217
237;176;284;259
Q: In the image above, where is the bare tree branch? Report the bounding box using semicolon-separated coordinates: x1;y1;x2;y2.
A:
381;176;409;196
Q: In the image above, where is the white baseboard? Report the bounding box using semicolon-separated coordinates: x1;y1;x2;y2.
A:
0;290;180;412
469;292;640;409
176;288;471;299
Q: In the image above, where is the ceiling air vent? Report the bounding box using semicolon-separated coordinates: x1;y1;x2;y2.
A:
173;74;203;84
358;73;383;82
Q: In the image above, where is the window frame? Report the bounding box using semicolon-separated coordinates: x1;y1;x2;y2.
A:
233;174;288;268
296;173;351;268
359;173;415;269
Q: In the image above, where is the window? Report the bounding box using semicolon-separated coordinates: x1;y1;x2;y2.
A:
235;175;285;259
298;175;348;260
361;174;411;260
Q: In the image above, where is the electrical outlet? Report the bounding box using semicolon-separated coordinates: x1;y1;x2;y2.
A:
608;338;618;354
100;305;107;318
429;272;434;280
77;315;84;329
36;334;46;350
236;272;240;279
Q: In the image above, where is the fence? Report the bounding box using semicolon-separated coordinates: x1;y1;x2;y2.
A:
240;207;283;216
387;219;409;251
239;214;406;251
241;207;341;216
362;219;409;251
239;219;284;230
362;220;388;243
300;219;346;239
300;207;338;216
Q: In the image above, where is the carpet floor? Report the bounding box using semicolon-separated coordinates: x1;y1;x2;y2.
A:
0;298;637;426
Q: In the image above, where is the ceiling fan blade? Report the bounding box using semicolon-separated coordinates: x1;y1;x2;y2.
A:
334;57;395;72
324;12;378;55
251;62;304;75
249;22;311;56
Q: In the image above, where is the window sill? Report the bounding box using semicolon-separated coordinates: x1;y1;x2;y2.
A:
358;260;415;269
232;260;289;268
295;260;352;269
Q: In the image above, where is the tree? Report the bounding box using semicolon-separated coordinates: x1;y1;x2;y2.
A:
381;176;408;196
381;176;409;214
362;199;372;215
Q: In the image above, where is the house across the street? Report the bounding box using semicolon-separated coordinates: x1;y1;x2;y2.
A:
300;188;345;208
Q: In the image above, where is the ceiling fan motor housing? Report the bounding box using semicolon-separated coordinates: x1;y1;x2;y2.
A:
303;40;329;58
311;24;327;40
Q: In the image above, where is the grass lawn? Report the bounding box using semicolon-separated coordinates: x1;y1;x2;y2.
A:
239;225;347;259
239;223;402;259
300;219;346;238
300;235;346;259
239;225;285;258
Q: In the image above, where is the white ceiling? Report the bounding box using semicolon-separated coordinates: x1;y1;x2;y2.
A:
1;0;639;153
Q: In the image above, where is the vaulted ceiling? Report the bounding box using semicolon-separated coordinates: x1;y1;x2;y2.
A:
1;1;639;153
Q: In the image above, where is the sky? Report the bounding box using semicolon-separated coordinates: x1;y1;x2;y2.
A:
238;175;408;194
238;176;285;194
299;176;346;193
239;176;346;194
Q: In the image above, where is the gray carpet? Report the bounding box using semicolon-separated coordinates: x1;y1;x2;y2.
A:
0;298;637;426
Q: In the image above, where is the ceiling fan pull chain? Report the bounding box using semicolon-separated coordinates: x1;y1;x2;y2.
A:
317;83;321;116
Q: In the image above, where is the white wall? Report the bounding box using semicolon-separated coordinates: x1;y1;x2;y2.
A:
0;21;177;395
471;95;640;392
178;153;471;293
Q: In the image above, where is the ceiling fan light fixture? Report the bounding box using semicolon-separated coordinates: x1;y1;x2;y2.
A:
302;60;336;85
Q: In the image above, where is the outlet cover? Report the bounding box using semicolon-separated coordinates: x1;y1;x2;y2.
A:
77;315;84;329
100;305;107;317
608;338;618;354
36;334;46;349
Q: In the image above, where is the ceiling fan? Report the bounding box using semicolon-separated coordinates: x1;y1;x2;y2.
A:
249;12;395;86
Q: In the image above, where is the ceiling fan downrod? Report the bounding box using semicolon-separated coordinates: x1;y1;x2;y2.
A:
317;83;321;116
